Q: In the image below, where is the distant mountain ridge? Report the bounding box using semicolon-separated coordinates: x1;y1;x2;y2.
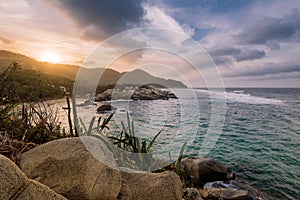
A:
0;50;186;88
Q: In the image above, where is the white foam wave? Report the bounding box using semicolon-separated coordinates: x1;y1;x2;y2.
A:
106;99;133;102
195;89;284;105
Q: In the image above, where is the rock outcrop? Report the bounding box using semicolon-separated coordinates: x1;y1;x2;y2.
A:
0;154;66;200
121;170;183;200
20;137;122;200
184;157;235;187
95;85;177;101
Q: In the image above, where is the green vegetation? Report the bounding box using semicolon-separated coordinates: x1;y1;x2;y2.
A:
0;62;73;102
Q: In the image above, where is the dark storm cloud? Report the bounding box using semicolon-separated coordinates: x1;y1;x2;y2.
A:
209;47;241;56
47;0;146;40
209;47;265;66
211;56;233;66
233;49;266;62
226;61;300;77
233;8;300;45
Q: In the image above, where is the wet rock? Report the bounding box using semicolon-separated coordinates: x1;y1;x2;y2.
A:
97;104;116;113
199;188;252;200
121;170;183;200
232;177;270;200
20;137;122;200
0;154;66;200
184;157;235;187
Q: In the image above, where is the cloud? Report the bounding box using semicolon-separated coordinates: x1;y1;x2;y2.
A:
233;8;300;45
209;47;241;56
233;49;266;62
225;61;300;77
47;0;146;41
208;47;265;65
144;5;194;36
0;36;14;44
211;56;233;66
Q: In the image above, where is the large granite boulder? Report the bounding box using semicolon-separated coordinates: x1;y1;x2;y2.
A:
117;179;133;200
20;137;122;200
121;170;183;200
0;154;66;200
184;157;235;187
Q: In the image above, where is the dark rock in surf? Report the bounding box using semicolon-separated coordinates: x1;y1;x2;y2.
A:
97;104;116;113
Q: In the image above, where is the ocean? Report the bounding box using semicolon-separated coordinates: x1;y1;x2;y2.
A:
72;88;299;199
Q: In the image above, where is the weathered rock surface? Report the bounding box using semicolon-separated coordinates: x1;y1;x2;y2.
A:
0;154;66;200
117;179;133;200
20;137;122;200
183;188;203;200
95;85;177;101
199;188;252;200
121;170;183;200
97;104;116;113
184;157;235;187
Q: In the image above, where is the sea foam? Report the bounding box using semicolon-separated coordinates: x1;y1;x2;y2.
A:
196;89;284;105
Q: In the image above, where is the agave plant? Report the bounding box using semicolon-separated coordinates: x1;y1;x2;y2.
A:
108;112;161;153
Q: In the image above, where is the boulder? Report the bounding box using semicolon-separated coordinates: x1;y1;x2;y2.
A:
97;104;116;113
183;188;203;200
199;188;252;200
117;179;133;200
121;170;183;200
17;179;68;200
184;157;235;187
20;137;122;200
0;154;66;200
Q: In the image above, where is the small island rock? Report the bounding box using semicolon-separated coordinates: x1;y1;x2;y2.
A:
95;85;177;101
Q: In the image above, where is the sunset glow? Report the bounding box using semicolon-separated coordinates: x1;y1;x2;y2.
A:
39;52;61;64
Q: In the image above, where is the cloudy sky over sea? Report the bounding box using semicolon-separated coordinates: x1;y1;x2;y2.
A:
0;0;299;87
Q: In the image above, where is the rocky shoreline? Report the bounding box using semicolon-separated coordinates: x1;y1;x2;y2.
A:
0;137;270;200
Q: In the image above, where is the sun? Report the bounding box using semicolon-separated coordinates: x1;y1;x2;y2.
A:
40;52;61;63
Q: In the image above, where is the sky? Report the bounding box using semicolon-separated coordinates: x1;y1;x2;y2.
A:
0;0;299;87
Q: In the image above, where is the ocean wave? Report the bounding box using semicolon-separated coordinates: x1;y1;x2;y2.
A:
195;89;284;105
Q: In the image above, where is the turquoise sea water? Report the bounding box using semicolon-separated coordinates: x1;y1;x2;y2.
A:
75;88;299;199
